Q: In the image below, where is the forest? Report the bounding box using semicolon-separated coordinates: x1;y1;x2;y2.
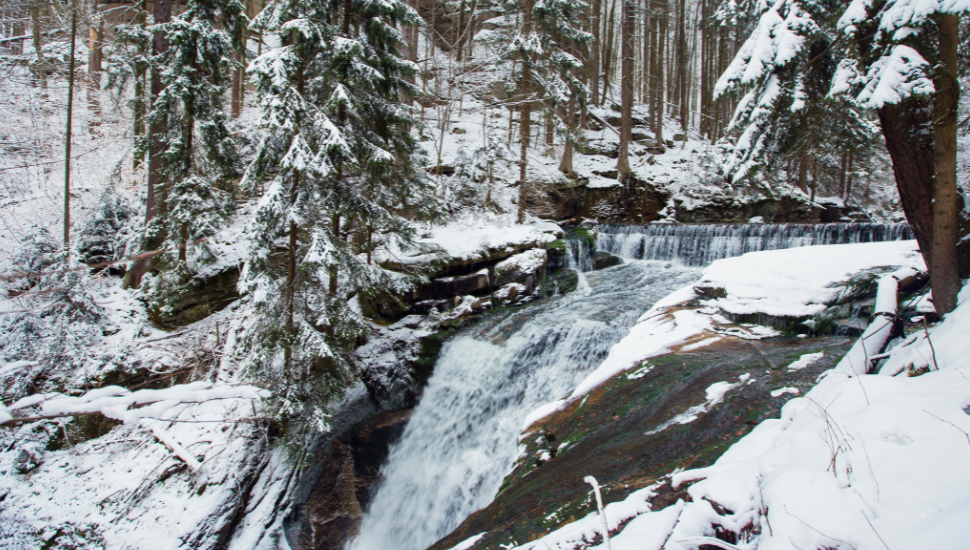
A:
0;0;969;549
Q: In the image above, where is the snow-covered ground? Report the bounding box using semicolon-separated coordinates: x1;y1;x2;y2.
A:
505;241;970;550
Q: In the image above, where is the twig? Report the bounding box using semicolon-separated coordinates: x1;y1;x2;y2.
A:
757;473;773;536
861;510;892;550
921;316;939;371
784;505;853;548
854;427;880;502
922;409;970;448
675;538;740;550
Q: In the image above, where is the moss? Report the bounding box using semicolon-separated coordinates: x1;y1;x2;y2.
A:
547;239;567;252
564;227;596;246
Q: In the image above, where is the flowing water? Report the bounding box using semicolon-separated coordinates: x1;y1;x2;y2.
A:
347;222;913;550
597;222;913;266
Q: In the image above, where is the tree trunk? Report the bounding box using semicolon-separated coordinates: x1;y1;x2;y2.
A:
31;3;46;89
591;0;601;106
844;152;854;202
677;0;687;132
616;0;634;181
64;8;78;249
87;0;103;124
11;21;23;55
517;0;533;224
930;13;960;314
797;153;807;193
654;0;666;149
133;0;147;169
127;0;172;288
838;152;848;199
330;214;340;295
231;50;242;117
559;93;576;176
603;0;615;102
876;99;935;275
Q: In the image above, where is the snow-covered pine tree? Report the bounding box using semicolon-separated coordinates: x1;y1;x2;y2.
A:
239;0;440;445
503;0;590;218
131;0;246;314
714;0;877;196
532;0;591;177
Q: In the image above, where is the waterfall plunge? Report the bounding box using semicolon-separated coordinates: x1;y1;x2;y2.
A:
347;252;700;550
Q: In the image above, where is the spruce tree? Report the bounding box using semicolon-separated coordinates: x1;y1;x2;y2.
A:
239;0;440;441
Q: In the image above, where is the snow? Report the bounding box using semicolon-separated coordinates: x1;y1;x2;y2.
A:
449;533;487;550
856;45;935;109
769;386;799;397
510;484;660;550
3;381;270;424
695;240;924;317
382;217;562;266
786;351;823;371
644;375;750;436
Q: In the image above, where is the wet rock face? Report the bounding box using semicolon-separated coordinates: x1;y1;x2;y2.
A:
299;411;412;550
427;334;855;550
155;267;240;328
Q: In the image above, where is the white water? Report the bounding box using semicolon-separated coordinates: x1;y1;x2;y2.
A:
597;222;914;266
347;259;701;550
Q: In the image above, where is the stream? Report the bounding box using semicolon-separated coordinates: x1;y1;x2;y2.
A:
346;222;911;550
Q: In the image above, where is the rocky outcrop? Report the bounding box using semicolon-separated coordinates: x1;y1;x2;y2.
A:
154;267;240;329
396;248;551;317
297;411;413;550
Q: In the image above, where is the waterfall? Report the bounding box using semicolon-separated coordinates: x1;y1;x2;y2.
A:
346;222;911;550
596;222;914;266
566;236;594;273
347;261;702;550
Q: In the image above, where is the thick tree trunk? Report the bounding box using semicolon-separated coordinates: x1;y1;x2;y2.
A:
11;21;24;55
876;99;935;273
838;152;847;199
931;14;961;314
330;214;340;295
616;0;634;181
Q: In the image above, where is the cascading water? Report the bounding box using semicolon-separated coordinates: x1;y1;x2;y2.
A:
596;222;914;266
347;221;917;550
347;249;701;550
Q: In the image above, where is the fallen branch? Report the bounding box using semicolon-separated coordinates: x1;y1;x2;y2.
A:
143;421;201;472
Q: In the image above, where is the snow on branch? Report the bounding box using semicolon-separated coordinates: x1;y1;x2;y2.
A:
831;266;925;377
0;381;270;426
855;45;934;108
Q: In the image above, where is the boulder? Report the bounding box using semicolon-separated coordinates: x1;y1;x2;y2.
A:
592;251;622;270
494;249;547;287
433;269;490;296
